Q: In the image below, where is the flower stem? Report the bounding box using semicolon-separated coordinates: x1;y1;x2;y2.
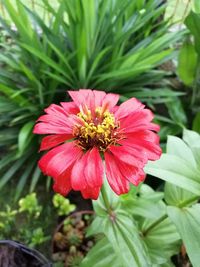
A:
143;195;199;236
101;183;111;213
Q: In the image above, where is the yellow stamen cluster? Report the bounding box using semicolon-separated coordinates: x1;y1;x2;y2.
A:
73;107;119;151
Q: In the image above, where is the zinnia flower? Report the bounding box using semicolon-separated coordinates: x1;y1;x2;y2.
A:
33;89;161;199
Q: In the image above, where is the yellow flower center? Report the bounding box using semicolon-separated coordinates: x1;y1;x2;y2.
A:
73;106;120;151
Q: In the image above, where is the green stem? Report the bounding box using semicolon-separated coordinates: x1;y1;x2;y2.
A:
143;195;199;236
101;183;111;213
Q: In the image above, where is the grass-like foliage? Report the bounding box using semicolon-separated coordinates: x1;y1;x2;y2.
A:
0;0;183;197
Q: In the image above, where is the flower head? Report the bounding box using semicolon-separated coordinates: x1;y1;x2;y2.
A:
33;89;161;199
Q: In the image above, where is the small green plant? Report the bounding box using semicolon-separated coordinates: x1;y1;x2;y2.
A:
0;192;49;248
30;227;50;248
0;205;17;238
53;194;76;216
18;192;42;218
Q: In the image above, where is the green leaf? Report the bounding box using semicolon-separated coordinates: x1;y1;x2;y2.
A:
177;40;198;86
142;217;181;265
185;11;200;54
183;129;200;167
19;43;72;81
0;83;29;107
183;129;200;147
18;121;34;156
81;238;121;267
145;154;200;195
15;160;35;201
123;198;162;219
167;135;197;167
30;166;41;193
93;182;150;267
3;0;32;41
121;184;164;219
192;112;200;133
165;0;192;23
164;182;197;206
164;134;198;206
167;204;200;267
0;155;28;189
104;211;150;267
193;0;200;13
166;97;187;127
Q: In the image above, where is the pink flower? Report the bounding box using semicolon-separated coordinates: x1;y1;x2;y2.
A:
33;89;161;200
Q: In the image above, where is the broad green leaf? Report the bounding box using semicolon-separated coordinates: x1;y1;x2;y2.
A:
145;154;200;195
18;121;34;156
185;11;200;54
167;204;200;267
183;129;200;147
103;211;150;267
183;129;200;168
93;182;150;267
164;182;197;206
139;184;164;202
165;135;198;206
167;135;196;167
122;184;164;219
81;238;121;267
122;198;162;219
192;0;200;13
161;261;176;267
177;40;197;86
142;217;181;265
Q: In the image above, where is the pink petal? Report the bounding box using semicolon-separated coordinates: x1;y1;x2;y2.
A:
121;135;162;161
60;101;79;114
115;98;145;119
102;93;119;110
38;142;82;178
33;122;72;135
119;109;159;133
44;104;68;116
33;104;73;135
93;90;106;107
108;145;146;168
114;156;146;186
68;89;91;107
84;147;103;187
81;186;100;200
40;134;73;151
71;153;88;190
104;152;129;195
127;130;160;144
53;168;72;196
68;89;97;114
